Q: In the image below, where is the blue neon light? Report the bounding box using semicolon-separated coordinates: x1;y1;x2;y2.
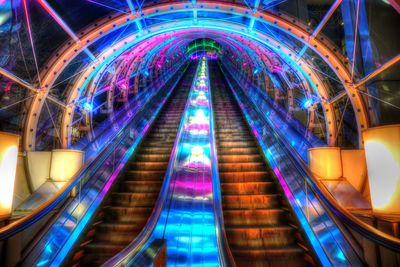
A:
129;58;221;266
83;102;93;111
302;99;313;109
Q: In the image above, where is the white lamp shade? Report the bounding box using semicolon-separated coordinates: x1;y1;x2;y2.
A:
308;147;342;180
0;132;20;219
363;125;400;215
50;149;84;182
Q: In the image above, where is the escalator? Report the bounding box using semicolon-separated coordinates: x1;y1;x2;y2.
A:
69;66;194;266
210;62;315;267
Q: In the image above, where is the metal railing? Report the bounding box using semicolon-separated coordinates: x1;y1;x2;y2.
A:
0;64;189;267
102;62;198;266
221;63;400;261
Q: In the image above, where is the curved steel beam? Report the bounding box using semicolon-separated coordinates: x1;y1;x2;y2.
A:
24;2;365;150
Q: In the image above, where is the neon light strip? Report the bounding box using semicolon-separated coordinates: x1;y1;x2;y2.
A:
129;58;220;266
156;57;220;266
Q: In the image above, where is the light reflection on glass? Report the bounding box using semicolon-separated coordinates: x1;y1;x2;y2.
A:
139;57;220;266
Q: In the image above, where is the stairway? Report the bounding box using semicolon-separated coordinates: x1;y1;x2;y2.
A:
70;68;193;266
210;62;314;267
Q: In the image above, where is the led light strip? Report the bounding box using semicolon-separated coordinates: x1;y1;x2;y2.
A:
158;57;220;266
129;57;221;266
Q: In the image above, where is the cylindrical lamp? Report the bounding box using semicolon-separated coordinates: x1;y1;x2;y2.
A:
308;147;342;180
0;132;20;219
50;149;84;182
363;125;400;216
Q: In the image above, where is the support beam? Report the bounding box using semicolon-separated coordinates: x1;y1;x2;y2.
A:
126;0;135;13
328;90;348;104
193;9;198;24
297;0;343;59
0;67;38;93
135;19;143;32
354;54;400;88
46;96;68;109
310;0;343;40
36;0;97;62
0;67;67;108
248;17;255;32
253;0;261;11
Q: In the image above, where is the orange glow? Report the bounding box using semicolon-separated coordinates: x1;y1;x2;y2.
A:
0;132;20;219
341;150;367;193
308;147;342;180
50;150;84;182
363;125;400;215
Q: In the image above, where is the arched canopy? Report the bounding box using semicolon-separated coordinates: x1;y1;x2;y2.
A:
1;0;398;151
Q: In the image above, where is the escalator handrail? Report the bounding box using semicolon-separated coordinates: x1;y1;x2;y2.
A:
0;67;186;241
102;63;196;267
225;67;400;252
208;61;237;267
72;71;174;156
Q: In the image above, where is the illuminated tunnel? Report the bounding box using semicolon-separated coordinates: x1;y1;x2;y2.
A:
0;0;399;267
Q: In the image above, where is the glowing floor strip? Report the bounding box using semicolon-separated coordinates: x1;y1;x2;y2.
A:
149;58;220;266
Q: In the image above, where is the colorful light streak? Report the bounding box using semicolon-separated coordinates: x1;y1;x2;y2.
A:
131;57;220;266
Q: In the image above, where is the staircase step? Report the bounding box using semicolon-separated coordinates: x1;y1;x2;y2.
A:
123;170;166;180
129;162;169;171
219;147;260;154
83;243;125;255
223;209;286;226
221;182;275;195
104;206;152;223
95;222;143;233
111;192;159;206
232;247;306;267
118;180;163;192
219;171;272;183
225;226;296;247
219;162;266;172
223;194;281;209
135;153;171;162
136;147;172;154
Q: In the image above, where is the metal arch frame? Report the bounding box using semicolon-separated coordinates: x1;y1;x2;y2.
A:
30;22;338;150
68;35;187;145
23;1;367;150
60;33;183;147
150;30;338;146
137;38;185;75
228;36;337;143
65;24;337;149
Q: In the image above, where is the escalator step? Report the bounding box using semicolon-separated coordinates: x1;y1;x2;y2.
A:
223;209;287;226
222;194;281;209
210;61;311;267
221;182;276;195
70;64;194;266
225;226;296;247
111;192;159;207
219;171;273;183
